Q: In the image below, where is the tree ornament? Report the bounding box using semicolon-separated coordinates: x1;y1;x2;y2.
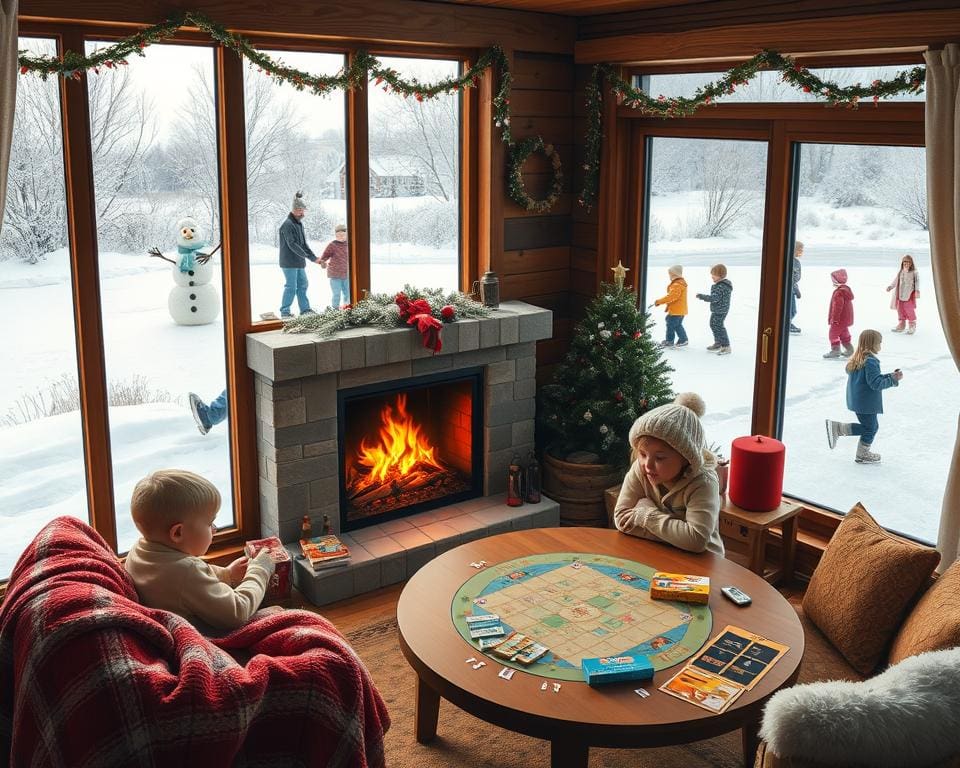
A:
611;260;630;288
440;305;456;322
614;391;624;402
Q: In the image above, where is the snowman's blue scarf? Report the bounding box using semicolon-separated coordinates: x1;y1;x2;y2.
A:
177;240;208;272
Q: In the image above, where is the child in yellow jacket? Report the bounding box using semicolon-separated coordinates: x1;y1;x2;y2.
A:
655;265;689;347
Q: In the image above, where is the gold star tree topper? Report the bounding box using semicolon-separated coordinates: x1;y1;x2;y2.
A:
611;260;630;288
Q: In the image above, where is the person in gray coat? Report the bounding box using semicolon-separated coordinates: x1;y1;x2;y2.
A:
278;191;318;318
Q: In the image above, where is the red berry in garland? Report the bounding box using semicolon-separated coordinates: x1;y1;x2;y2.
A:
633;331;642;339
440;305;456;322
614;391;624;402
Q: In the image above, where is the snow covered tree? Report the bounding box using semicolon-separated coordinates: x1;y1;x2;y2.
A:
538;278;674;469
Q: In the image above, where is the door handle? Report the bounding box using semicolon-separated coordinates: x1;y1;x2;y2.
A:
761;327;772;364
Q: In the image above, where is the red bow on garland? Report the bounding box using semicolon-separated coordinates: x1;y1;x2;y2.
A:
395;293;443;354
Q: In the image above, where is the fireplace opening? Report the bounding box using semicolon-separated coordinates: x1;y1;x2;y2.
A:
337;368;483;532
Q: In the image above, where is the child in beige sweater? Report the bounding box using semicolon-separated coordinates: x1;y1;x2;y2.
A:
124;469;275;631
613;393;724;556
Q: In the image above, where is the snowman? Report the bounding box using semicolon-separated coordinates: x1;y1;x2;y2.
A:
148;217;221;326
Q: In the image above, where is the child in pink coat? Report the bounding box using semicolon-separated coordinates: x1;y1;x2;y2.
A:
824;268;854;359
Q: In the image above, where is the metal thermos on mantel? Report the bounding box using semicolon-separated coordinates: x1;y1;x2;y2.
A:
474;271;500;309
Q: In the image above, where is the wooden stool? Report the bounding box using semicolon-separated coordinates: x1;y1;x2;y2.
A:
719;498;802;585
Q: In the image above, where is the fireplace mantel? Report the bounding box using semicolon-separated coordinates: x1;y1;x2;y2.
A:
247;301;553;544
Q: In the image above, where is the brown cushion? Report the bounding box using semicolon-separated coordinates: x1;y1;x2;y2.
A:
802;503;940;675
888;559;960;666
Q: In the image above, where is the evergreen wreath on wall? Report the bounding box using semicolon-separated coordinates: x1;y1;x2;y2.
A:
18;15;926;215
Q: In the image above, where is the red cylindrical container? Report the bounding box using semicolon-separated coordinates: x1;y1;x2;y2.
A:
728;435;786;512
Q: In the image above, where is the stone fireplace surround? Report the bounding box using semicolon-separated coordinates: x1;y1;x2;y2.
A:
247;301;559;605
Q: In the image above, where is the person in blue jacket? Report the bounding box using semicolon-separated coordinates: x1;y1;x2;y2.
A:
824;329;903;464
695;263;733;355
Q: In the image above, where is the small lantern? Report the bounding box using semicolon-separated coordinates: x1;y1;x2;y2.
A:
525;451;541;504
301;515;312;540
506;454;524;507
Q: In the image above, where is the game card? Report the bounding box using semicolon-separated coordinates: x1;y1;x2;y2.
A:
659;667;745;713
686;625;790;691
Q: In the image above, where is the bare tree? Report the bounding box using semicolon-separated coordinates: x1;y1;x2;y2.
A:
692;143;761;237
87;66;158;247
0;69;67;262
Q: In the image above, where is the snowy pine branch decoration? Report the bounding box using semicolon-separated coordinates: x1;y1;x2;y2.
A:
282;286;489;338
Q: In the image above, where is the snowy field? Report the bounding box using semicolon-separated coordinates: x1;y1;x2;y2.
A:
0;195;955;574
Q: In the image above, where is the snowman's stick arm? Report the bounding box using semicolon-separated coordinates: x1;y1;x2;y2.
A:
196;243;222;264
147;246;176;265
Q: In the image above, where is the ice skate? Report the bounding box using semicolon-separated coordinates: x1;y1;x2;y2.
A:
674;340;689;348
842;342;854;357
855;440;881;464
706;343;721;351
824;420;852;450
906;322;916;335
823;345;842;359
716;346;731;355
789;324;801;334
891;321;905;333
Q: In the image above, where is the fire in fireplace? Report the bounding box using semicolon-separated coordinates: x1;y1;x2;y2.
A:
337;369;483;531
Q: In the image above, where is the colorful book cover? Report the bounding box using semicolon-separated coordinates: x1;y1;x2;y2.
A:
649;572;710;604
300;534;350;568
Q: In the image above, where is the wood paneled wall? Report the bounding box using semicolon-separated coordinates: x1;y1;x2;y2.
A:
499;51;578;383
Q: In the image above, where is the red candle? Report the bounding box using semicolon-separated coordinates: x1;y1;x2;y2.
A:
728;435;786;512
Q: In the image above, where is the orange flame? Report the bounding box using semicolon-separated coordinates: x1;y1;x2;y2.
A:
356;394;444;484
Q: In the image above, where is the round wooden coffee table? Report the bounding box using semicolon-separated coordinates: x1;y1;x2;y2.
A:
397;527;804;768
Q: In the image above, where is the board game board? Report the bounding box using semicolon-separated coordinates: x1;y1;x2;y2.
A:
452;552;713;681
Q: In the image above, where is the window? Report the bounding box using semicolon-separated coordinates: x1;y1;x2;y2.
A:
367;55;461;296
641;65;925;103
86;41;234;552
245;51;349;319
781;144;955;542
642;137;767;459
0;38;87;576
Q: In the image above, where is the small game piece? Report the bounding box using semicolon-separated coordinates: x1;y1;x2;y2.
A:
540;682;548;691
470;561;484;569
498;667;516;680
634;688;651;698
465;657;477;664
552;683;561;693
471;661;486;670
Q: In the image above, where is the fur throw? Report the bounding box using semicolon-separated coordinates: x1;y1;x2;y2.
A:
759;647;960;767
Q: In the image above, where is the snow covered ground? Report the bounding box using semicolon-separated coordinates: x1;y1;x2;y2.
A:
0;194;955;575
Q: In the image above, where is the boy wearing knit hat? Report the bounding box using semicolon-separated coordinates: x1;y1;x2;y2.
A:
277;191;319;319
654;265;689;348
613;393;724;555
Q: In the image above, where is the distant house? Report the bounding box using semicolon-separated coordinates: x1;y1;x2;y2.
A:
323;157;425;199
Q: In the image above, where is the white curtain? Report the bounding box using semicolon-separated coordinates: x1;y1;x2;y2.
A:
925;44;960;567
0;0;17;231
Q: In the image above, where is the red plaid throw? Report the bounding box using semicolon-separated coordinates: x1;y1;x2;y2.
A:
0;517;389;767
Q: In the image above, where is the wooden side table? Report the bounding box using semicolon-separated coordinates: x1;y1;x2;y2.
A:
719;498;802;585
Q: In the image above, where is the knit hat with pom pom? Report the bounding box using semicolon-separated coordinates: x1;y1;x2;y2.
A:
628;392;707;474
292;191;308;211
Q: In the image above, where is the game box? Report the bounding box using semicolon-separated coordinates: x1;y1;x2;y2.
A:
245;536;292;600
650;572;710;604
581;654;655;686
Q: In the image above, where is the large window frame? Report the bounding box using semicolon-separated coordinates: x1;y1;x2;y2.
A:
13;20;481;565
606;59;924;542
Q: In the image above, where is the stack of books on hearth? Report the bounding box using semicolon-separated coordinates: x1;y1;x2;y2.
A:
300;534;351;570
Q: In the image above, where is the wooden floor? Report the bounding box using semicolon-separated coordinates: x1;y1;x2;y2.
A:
297;582;405;633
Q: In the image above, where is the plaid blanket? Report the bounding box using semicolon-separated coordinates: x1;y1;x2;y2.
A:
0;517;389;767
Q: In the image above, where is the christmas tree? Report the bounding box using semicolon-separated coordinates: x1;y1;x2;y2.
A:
538;263;674;470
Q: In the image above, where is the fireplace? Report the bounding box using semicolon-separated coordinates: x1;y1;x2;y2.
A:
337;368;484;532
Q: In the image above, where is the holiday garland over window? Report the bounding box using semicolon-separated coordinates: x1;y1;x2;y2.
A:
18;13;926;214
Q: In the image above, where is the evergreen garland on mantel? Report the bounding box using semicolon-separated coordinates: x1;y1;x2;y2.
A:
18;15;927;215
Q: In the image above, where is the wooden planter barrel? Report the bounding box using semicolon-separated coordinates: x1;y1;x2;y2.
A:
542;452;621;527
